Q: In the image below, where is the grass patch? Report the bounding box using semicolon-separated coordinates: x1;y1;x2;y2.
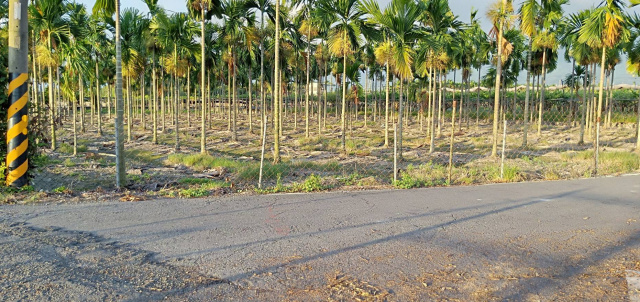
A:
179;187;209;198
125;149;165;165
57;143;87;154
63;158;75;167
178;177;230;190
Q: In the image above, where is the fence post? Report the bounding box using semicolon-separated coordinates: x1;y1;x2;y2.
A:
394;123;398;183
259;116;268;189
501;119;507;179
448;101;457;185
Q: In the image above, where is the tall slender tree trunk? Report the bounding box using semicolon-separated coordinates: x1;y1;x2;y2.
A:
398;79;404;160
227;59;232;131
187;66;191;129
153;50;158;144
161;69;166;133
127;76;132;142
579;67;587;144
273;0;281;163
364;64;368;128
430;68;437;153
141;71;146;130
96;63;102;135
384;60;390;147
48;33;56;150
476;66;481;129
248;61;254;133
522;40;532;146
200;9;206;152
114;0;126;187
537;49;547;137
636;94;640;150
232;54;238;142
594;47;607;174
606;66;615;128
340;47;348;152
259;9;265;144
174;44;179;150
305;27;311;138
491;0;506;157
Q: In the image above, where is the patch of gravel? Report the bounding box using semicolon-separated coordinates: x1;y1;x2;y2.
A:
0;221;234;301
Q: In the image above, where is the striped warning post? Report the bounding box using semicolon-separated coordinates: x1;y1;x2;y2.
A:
6;73;29;187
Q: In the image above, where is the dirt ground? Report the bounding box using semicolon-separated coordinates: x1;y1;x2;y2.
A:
6;108;639;204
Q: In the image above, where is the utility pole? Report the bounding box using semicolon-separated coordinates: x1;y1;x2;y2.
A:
6;0;29;188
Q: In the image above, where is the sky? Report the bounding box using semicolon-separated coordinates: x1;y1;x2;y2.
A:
77;0;640;85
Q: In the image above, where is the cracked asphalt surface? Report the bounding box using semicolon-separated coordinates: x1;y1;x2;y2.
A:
1;175;640;300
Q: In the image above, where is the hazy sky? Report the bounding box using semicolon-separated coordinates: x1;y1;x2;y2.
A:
78;0;640;85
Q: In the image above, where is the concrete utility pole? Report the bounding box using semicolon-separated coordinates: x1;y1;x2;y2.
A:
6;0;29;188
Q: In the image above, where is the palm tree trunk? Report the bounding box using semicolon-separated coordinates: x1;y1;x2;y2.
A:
232;54;238;142
579;68;588;145
227;61;232;131
537;49;547;138
364;64;368;128
48;33;56;150
114;0;126;187
107;80;111;121
606;66;615;128
127;76;132;142
398;79;404;160
438;72;444;138
492;0;506;157
341;50;347;152
430;68;437;153
74;75;82;156
273;0;281;163
305;29;311;138
594;47;607;174
248;61;253;134
636;94;640;150
260;8;265;145
153;51;158;144
384;60;390;147
161;69;166;133
139;72;144;130
317;66;322;134
200;9;206;152
174;44;179;150
187;66;191;129
476;66;481;129
324;63;328;129
522;40;532;146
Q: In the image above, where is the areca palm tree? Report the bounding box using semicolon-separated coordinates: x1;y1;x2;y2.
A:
627;9;640;150
273;0;281;163
362;0;421;159
317;0;365;152
221;0;257;142
578;0;630;174
246;0;274;144
188;0;222;153
487;0;515;157
30;0;70;151
63;2;91;156
94;0;126;187
518;0;539;146
418;0;461;153
152;11;197;150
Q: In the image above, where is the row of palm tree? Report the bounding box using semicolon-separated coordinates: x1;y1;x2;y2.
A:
16;0;640;186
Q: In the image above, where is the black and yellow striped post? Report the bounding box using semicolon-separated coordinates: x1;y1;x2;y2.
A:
7;74;29;187
7;0;29;187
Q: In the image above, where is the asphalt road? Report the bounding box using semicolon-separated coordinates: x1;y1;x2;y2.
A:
2;175;640;300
